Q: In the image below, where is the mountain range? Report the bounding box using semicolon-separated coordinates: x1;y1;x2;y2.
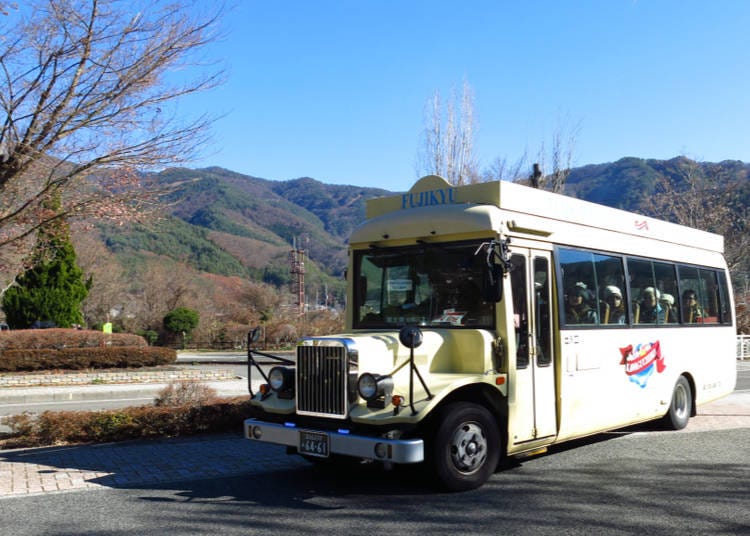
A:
83;156;750;306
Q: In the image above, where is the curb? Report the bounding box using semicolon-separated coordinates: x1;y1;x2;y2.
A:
0;368;258;406
0;380;252;405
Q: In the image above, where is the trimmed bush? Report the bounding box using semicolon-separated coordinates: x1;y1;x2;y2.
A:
0;328;147;350
154;382;218;407
0;346;176;372
0;397;255;448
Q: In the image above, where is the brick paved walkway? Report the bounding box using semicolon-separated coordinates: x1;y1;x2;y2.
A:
0;433;305;498
1;394;748;499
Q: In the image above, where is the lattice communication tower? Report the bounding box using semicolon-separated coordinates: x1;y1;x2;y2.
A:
289;238;306;316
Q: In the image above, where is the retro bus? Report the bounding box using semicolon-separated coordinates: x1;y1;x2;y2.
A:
245;175;737;491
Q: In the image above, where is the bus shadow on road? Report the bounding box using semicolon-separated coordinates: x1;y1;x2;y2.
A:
138;462;441;505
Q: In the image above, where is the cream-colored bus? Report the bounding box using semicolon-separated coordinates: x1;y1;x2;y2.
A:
245;175;737;491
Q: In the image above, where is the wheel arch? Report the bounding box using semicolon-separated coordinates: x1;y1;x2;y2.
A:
421;382;508;449
678;371;697;417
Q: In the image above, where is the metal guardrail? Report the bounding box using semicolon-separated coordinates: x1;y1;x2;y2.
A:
737;335;750;360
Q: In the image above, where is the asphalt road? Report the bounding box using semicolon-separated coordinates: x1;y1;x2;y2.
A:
1;426;748;535
0;396;158;416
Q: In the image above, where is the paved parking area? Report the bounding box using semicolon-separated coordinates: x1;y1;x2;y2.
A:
2;392;748;499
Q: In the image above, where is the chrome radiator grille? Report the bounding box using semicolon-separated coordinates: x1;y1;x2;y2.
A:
296;342;350;418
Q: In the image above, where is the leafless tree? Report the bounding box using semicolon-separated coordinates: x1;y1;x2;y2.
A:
73;228;126;325
482;151;529;183
0;0;223;292
133;259;197;329
643;158;750;273
0;2;18;17
527;115;580;192
417;80;480;186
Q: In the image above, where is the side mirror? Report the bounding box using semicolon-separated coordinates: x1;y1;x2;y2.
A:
399;325;423;349
474;238;508;303
483;263;504;302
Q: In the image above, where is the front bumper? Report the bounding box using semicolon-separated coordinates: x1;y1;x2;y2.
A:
244;418;424;464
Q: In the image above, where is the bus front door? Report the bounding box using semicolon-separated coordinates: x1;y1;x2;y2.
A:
509;250;557;445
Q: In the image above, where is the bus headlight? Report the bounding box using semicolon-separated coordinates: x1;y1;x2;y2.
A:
269;366;295;393
357;373;393;406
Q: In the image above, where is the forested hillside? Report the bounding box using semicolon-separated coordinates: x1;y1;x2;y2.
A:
94;167;390;286
566;156;750;211
71;157;750;343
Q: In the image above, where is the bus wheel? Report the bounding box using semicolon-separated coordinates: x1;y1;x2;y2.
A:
662;376;692;430
431;402;500;491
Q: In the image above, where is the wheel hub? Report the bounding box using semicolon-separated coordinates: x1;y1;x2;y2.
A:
450;422;487;474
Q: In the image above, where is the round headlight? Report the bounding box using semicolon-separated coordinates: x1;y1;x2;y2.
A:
269;366;291;391
358;373;378;400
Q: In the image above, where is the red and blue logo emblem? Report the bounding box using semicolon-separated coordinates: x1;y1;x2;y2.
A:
620;341;666;388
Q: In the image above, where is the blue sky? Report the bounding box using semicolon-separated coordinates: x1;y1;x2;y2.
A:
184;1;750;192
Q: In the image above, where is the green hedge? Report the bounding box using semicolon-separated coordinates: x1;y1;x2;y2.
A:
0;346;176;372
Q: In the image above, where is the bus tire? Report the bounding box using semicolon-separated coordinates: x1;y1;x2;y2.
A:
662;376;692;430
430;402;500;491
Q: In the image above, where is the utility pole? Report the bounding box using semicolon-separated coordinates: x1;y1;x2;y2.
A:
289;237;306;316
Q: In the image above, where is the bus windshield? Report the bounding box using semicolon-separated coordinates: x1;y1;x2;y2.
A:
354;241;495;329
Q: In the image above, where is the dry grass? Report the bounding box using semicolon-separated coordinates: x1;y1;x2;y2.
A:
0;383;252;449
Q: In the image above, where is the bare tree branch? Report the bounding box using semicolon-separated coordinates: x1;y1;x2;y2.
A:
0;0;224;286
642;158;750;274
528;114;581;192
417;80;479;185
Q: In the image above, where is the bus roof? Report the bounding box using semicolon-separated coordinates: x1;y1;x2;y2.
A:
359;175;724;254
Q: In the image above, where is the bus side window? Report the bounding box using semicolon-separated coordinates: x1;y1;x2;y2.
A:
594;253;627;325
716;271;732;324
627;257;667;325
654;261;679;324
559;248;598;326
678;265;705;324
698;269;720;324
535;257;552;366
510;254;529;369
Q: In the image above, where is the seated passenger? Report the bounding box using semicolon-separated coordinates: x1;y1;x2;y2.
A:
604;285;626;324
639;287;664;324
660;293;678;323
566;283;597;324
682;290;705;323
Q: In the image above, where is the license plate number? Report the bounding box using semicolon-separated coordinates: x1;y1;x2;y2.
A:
299;431;329;458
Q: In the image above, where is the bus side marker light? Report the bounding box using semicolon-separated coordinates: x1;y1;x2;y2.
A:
496;376;506;386
392;395;405;415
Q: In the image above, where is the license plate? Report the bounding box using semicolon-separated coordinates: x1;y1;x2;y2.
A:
299;431;329;458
